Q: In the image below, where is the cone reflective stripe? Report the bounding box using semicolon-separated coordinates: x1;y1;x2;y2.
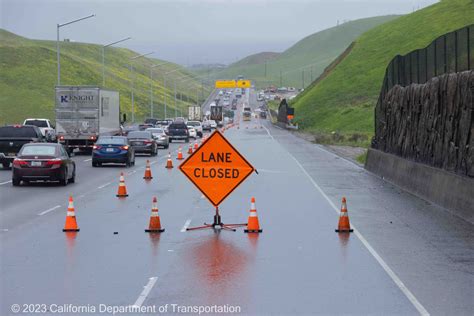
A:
177;147;184;160
335;197;353;233
165;152;173;169
193;142;199;150
116;172;128;197
145;196;165;233
143;160;153;180
245;197;262;233
63;196;79;232
188;145;193;154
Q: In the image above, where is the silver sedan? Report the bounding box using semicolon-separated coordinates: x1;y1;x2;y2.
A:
146;128;169;149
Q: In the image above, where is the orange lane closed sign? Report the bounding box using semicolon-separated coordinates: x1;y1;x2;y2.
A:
179;130;254;206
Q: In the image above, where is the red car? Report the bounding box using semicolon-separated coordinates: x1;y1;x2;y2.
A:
12;143;76;186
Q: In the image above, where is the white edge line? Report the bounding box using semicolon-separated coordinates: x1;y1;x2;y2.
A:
133;276;158;308
262;125;429;316
181;219;192;232
83;158;92;162
97;182;112;189
0;180;12;185
38;205;62;216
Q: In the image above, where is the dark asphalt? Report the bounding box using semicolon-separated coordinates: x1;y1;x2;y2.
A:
0;89;472;315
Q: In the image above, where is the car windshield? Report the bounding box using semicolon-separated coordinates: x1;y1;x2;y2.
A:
97;137;127;145
146;128;163;134
20;145;57;156
0;126;38;137
24;120;48;128
127;131;151;139
169;123;186;129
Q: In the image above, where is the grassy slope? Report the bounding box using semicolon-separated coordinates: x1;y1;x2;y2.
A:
0;29;209;125
292;0;474;139
212;15;398;88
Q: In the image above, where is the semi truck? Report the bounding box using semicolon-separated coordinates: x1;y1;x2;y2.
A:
188;106;202;121
55;86;122;153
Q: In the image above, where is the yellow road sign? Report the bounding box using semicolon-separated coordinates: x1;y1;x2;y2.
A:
215;80;236;88
237;80;251;88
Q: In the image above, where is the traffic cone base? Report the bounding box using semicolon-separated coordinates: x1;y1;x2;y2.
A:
244;228;262;233
335;228;353;233
145;228;165;233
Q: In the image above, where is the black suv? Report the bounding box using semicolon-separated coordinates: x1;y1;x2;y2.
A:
0;125;45;169
167;122;189;143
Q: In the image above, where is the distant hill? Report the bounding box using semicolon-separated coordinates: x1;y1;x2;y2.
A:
291;0;474;140
0;29;208;125
212;15;399;88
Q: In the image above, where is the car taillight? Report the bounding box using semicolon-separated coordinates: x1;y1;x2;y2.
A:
144;140;152;144
121;145;129;150
93;145;102;150
13;159;27;166
89;136;96;140
59;136;65;140
46;159;62;166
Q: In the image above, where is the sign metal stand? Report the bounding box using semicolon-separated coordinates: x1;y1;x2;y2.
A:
186;206;246;232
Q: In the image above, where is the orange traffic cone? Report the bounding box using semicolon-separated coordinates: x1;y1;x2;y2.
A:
116;172;128;197
145;196;165;233
335;197;353;233
165;152;173;169
193;142;199;150
244;197;262;233
63;196;80;232
143;160;153;180
188;145;193;154
176;147;184;160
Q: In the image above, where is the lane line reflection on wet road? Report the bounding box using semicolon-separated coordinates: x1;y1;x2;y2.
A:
37;205;62;216
181;219;192;232
133;277;158;308
97;182;112;189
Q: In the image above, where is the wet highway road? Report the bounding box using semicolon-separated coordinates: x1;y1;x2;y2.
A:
0;89;472;315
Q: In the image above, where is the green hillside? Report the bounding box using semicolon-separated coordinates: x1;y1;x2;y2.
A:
212;15;399;88
0;29;210;125
291;0;474;143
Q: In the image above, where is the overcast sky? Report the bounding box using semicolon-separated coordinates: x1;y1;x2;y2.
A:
1;0;438;65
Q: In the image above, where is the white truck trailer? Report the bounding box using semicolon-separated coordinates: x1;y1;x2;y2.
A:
55;86;122;153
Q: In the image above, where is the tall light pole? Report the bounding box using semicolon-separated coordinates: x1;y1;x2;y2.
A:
163;69;179;119
103;37;131;87
150;62;167;118
130;51;154;123
57;14;95;85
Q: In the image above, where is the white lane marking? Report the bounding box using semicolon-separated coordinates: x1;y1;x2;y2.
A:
133;277;158;308
263;125;429;316
1;229;9;232
0;180;12;185
150;161;157;165
38;205;62;216
83;158;92;162
257;168;285;174
181;219;191;232
97;182;111;189
128;170;137;175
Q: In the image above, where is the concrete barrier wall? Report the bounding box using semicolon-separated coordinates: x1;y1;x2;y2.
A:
366;148;474;223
